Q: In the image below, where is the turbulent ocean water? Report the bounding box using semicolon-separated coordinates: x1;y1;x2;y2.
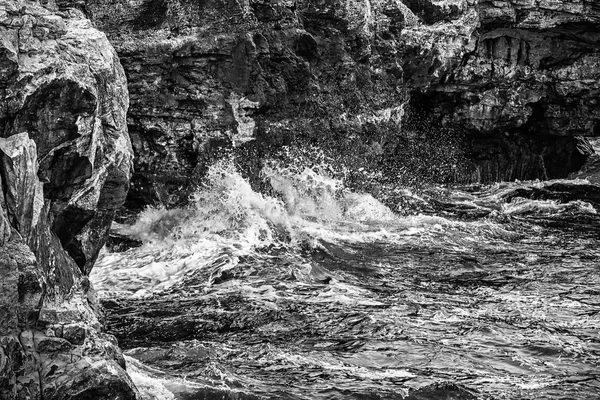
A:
91;157;600;400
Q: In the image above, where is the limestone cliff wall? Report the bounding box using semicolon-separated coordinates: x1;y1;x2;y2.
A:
0;1;137;398
406;0;600;182
60;0;600;205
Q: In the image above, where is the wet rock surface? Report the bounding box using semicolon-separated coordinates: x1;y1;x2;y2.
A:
569;138;600;184
62;0;412;207
52;0;600;209
408;0;600;181
0;1;136;399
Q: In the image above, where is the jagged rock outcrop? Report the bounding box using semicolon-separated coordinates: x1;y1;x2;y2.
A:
404;0;600;181
569;138;600;183
59;0;600;207
59;0;416;206
0;1;137;398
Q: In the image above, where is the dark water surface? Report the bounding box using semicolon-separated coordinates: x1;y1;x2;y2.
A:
92;163;600;400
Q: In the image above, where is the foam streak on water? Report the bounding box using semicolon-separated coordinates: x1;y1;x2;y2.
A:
93;161;600;400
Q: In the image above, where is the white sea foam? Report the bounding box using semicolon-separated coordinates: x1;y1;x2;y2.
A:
92;158;546;295
92;159;423;294
502;198;597;216
125;356;175;400
92;167;600;399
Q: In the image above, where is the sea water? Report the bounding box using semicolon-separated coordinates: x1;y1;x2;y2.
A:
91;157;600;400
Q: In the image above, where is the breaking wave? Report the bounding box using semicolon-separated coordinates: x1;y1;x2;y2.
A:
92;157;462;296
92;156;600;400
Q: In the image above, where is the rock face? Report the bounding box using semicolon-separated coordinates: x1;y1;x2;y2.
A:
61;0;413;206
0;1;137;399
404;0;600;182
59;0;600;205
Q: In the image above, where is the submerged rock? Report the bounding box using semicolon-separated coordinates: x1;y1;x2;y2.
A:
404;382;479;400
502;182;600;210
0;1;137;399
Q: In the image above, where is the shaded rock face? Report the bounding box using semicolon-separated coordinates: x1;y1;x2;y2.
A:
399;0;600;181
569;138;600;184
63;0;599;206
57;0;420;206
0;1;137;399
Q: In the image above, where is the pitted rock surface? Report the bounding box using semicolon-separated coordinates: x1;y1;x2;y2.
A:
0;1;132;272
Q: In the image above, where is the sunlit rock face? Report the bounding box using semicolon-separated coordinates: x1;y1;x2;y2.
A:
62;0;599;205
0;1;137;399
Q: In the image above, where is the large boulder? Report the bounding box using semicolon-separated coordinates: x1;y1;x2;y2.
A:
0;1;137;399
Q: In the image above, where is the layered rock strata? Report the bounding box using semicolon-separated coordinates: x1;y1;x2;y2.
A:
0;1;137;398
60;0;600;205
404;0;600;181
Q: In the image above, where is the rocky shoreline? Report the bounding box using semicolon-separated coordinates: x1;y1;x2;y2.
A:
61;0;600;208
0;1;136;398
1;0;600;398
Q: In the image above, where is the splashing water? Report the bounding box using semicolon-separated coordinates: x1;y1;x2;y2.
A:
93;160;600;400
93;159;430;296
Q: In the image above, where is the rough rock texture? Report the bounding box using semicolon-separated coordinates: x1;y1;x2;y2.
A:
59;0;414;206
58;0;600;207
569;138;600;184
0;1;137;399
403;0;600;182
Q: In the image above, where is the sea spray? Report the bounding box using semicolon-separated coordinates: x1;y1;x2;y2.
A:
93;167;600;399
92;158;407;295
94;157;600;299
93;158;550;296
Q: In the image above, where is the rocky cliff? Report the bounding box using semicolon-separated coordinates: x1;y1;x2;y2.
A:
3;0;597;397
407;0;600;182
54;0;600;208
0;1;137;398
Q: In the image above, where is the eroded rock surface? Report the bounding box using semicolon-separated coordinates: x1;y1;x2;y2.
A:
405;0;600;181
55;0;600;207
0;1;137;398
62;0;415;206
